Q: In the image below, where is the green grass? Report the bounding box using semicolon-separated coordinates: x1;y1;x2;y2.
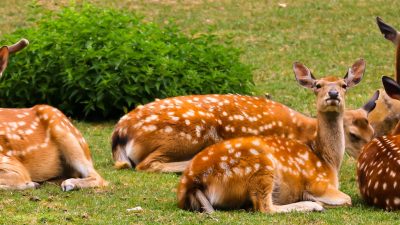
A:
1;0;400;224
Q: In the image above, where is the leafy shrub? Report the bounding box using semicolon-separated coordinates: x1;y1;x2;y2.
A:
0;5;254;119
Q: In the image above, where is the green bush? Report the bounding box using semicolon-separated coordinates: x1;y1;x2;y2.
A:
0;5;254;119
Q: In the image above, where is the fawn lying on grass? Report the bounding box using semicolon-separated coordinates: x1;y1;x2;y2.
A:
112;63;376;172
0;39;107;191
358;76;400;211
368;17;400;137
177;59;367;213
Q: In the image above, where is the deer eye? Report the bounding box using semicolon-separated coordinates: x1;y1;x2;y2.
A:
315;83;322;89
342;84;348;89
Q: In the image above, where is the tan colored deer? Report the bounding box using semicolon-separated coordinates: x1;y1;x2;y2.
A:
367;17;400;137
0;39;107;191
358;76;400;211
177;59;366;213
111;72;376;173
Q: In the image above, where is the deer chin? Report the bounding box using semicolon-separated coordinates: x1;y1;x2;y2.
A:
325;98;340;105
320;99;342;112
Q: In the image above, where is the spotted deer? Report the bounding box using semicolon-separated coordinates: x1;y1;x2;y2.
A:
367;17;400;137
0;39;107;191
177;59;366;213
357;76;400;211
111;71;376;173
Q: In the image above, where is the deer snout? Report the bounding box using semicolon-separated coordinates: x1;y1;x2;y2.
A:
328;90;339;99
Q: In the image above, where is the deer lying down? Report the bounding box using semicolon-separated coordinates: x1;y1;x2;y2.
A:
367;17;400;137
0;40;107;191
358;76;400;211
111;69;377;173
177;60;366;213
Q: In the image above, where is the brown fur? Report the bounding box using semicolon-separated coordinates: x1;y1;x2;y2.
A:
368;18;400;137
368;89;400;137
357;135;400;210
177;60;365;213
0;40;107;191
111;79;376;172
357;76;400;210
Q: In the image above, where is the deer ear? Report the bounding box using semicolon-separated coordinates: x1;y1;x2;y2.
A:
293;62;315;89
382;76;400;100
344;59;365;88
0;46;9;77
377;17;399;44
362;90;379;114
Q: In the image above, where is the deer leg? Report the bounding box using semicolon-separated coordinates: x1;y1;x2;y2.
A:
304;188;352;207
249;170;324;213
0;154;39;190
273;201;325;213
195;189;215;213
50;128;107;191
136;150;191;173
248;169;280;213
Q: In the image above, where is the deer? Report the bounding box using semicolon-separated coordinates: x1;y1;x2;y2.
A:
367;17;400;137
0;39;107;191
177;59;366;213
357;76;400;211
111;71;377;173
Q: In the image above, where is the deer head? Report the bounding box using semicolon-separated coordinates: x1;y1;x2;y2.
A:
293;59;365;113
294;59;366;170
344;91;378;158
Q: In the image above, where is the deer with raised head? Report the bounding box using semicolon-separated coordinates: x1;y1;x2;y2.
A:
357;76;400;211
177;59;366;213
367;17;400;137
111;69;376;173
0;39;107;191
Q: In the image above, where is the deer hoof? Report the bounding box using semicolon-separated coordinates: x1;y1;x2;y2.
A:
61;181;75;192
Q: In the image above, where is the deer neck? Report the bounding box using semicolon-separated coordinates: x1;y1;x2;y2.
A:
313;111;345;173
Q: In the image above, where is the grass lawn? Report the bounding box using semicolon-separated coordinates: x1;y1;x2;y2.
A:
1;0;400;224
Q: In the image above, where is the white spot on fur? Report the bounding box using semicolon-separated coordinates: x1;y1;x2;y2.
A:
145;115;159;123
164;126;173;133
171;116;180;121
185;120;191;125
195;126;202;137
245;167;252;175
298;151;309;160
232;167;242;176
374;181;379;190
252;140;260;146
249;148;259;155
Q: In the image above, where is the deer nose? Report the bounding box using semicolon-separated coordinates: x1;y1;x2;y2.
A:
328;90;339;99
